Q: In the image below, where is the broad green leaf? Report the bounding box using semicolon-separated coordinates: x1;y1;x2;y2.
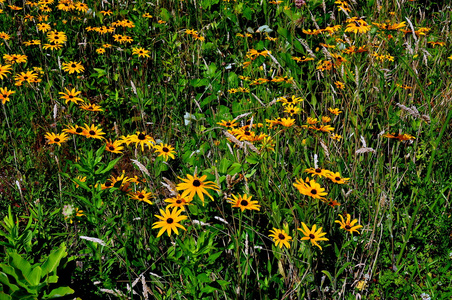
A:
44;286;74;299
41;244;67;276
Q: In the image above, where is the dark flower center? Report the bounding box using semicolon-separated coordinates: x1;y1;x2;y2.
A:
311;189;317;195
162;147;169;152
71;64;76;68
278;234;285;240
24;76;29;80
138;133;145;140
54;138;60;142
335;177;341;181
309;234;315;239
176;199;182;204
138;194;144;199
192;179;201;187
69;95;74;98
105;182;112;187
89;130;95;135
240;200;249;206
244;131;251;136
76;128;83;133
315;168;321;173
345;225;351;230
55;36;59;39
109;146;115;151
226;122;231;126
166;218;173;224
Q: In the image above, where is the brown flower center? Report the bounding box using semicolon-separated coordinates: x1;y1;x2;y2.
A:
166;218;173;224
176;199;182;204
162;147;169;152
240;200;249;206
54;138;60;142
315;168;321;173
335;177;341;181
138;133;145;140
76;128;83;133
309;234;315;239
71;64;76;68
244;131;251;136
192;179;201;187
89;130;95;135
109;146;115;151
105;182;112;187
69;95;74;98
278;234;285;240
345;225;351;230
138;194;144;199
311;189;317;195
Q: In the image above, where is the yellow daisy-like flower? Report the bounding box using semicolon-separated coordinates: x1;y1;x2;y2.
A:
227;194;260;212
0;64;12;79
304;167;332;178
277;95;303;106
154;144;176;161
0;87;15;104
81;124;105;139
3;54;28;64
298;222;329;250
326;172;350;184
129;190;153;205
79;102;103;112
62;61;85;74
132;47;150;58
129;131;155;151
63;124;84;135
335;214;363;234
59;88;83;104
269;228;292;249
176;173;220;205
105;139;124;154
164;194;192;211
330;133;342;140
283;104;301;116
217;119;238;128
44;132;70;146
152;207;188;237
293;177;328;200
280;117;296;127
328;107;343;115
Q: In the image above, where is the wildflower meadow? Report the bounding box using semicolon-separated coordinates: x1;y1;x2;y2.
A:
1;0;452;298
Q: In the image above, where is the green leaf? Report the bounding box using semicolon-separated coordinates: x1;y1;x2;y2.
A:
26;266;42;287
219;158;232;173
41;244;67;276
43;286;74;299
0;291;12;300
98;156;122;175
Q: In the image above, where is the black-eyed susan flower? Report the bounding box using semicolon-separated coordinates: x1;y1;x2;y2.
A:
47;30;67;44
96;48;106;54
164;194;192;211
59;88;83;104
0;32;10;40
62;61;84;74
298;222;329;250
176;173;220;205
335;214;363;234
227;194;260;212
129;131;155;151
269;228;292;249
63;124;84;135
154;144;176;161
326;199;341;207
0;64;12;79
105;139;124;154
100;9;113;15
44;132;70;146
321;116;331;123
317;125;335;133
81;124;105;139
328;107;342;115
129;190;153;205
345;18;371;33
277;95;303;106
259;136;275;152
43;42;63;51
284;104;301;116
79;102;103;112
152;207;187;237
305;167;332;178
326;172;350;184
14;71;38;85
217;119;238;128
280;117;296;127
0;87;15;104
293;177;328;200
3;54;28;64
132;47;150;58
330;133;342;140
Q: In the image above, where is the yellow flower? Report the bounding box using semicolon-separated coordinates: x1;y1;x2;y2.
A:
105;139;124;154
227;194;260;212
164;194;192;211
0;87;15;104
154;144;176;161
298;222;329;250
152;207;187;237
269;228;292;249
44;132;70;146
335;214;363;234
62;61;84;74
328;107;343;115
293;177;328;200
176;173;220;205
129;190;153;205
326;172;350;184
132;47;150;58
81;124;105;139
59;88;83;104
